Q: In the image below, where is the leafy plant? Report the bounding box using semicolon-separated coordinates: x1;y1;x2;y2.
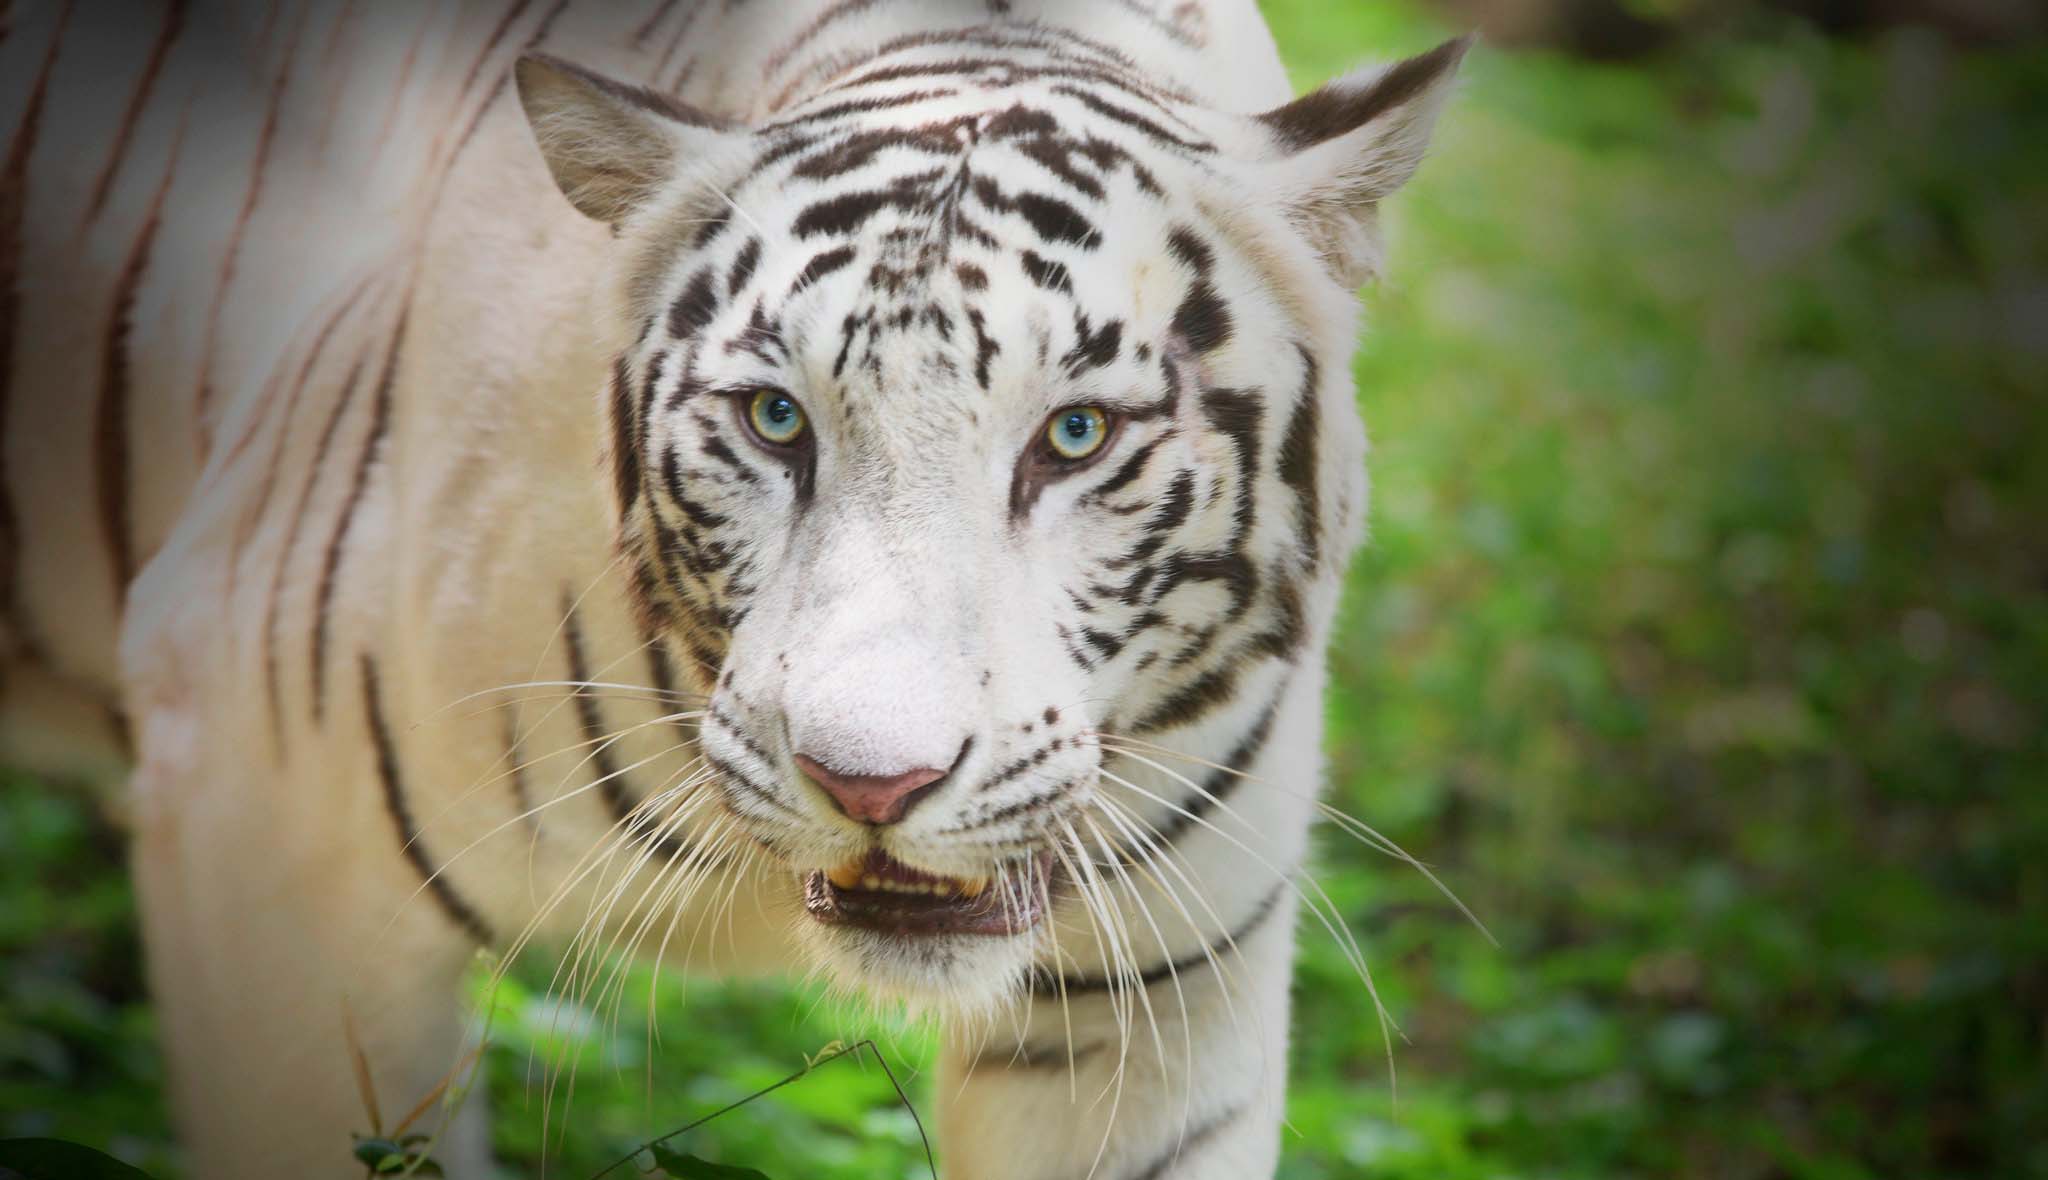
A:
0;1138;159;1180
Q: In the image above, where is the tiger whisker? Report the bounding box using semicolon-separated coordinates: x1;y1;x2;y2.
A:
579;800;730;1040
521;549;629;708
507;634;667;782
375;740;703;966
539;790;723;1141
1078;813;1195;1140
553;784;719;1027
468;762;714;1070
436;691;704;729
1090;746;1408;1043
1061;814;1171;1101
1049;830;1138;1180
596;815;740;1078
1095;765;1404;1099
415;678;705;724
411;709;706;856
646;825;744;1061
1094;735;1493;946
1092;752;1387;1003
1087;793;1260;1081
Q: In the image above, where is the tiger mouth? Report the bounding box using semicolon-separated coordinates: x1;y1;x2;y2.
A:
802;850;1052;936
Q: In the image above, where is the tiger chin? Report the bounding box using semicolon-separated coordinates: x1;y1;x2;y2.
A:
7;2;1468;1177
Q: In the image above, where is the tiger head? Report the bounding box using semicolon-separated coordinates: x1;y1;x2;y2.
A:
516;30;1464;1012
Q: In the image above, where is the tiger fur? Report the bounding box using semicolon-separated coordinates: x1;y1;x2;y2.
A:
0;2;1466;1176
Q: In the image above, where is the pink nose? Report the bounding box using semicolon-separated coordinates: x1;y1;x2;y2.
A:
795;754;948;826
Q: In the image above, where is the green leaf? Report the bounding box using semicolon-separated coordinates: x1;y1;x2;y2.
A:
0;1139;158;1180
349;1135;441;1176
648;1142;774;1180
352;1137;404;1166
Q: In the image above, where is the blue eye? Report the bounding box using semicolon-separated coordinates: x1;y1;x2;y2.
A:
747;390;807;446
1046;406;1109;461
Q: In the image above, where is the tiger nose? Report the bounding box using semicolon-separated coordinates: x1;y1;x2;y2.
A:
795;754;949;826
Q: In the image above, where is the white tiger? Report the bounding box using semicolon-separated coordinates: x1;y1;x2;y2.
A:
0;2;1466;1176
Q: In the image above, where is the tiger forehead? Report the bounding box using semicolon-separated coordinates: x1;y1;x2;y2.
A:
726;178;1178;389
637;49;1240;429
752;79;1193;250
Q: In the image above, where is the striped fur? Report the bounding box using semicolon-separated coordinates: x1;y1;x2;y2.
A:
0;3;1465;1176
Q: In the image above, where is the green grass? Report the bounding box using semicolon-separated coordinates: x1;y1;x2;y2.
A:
4;2;2044;1177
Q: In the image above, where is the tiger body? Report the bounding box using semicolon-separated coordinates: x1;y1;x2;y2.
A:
0;2;1464;1176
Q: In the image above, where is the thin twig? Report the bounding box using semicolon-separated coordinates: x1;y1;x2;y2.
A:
584;1039;937;1180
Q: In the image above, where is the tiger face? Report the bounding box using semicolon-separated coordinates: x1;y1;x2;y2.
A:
516;30;1464;1010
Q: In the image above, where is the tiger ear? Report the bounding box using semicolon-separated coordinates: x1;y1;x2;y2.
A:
514;53;743;226
1250;35;1472;287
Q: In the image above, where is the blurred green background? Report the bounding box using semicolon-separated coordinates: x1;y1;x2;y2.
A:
4;1;2043;1176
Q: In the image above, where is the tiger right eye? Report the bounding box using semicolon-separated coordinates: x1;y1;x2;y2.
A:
1045;406;1110;461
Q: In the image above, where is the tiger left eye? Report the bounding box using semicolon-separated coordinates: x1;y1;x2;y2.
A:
747;389;808;446
1045;406;1110;461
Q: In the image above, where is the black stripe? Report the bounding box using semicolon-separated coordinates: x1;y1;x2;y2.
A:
0;2;71;657
964;1038;1105;1073
83;0;187;221
1173;278;1233;354
193;0;308;447
971;176;1102;249
1131;690;1283;850
266;350;368;750
791;244;857;294
1062;313;1121;373
1020;249;1072;293
608;356;641;518
456;0;536;102
362;653;495;945
727;235;762;297
1084;437;1163;505
707;751;805;819
668;266;720;337
792;187;924;239
787;120;967;181
498;708;539;832
1030;880;1285;995
561;592;695;860
445;2;574;167
826;37;1191;114
978;739;1061;792
225;274;372;482
762;0;889;79
1124;1103;1247;1180
93;143;183;606
312;303;410;721
630;0;684;47
707;703;775;769
93;147;176;609
1129;652;1258;737
1049;83;1215;154
766;86;957;133
1276;346;1321;569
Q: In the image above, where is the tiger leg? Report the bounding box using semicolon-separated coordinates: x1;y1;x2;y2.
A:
937;888;1300;1180
127;743;497;1179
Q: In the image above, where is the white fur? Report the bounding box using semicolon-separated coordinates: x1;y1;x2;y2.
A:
2;3;1462;1176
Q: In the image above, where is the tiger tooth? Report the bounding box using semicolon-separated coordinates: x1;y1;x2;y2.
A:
826;863;865;890
957;877;987;899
